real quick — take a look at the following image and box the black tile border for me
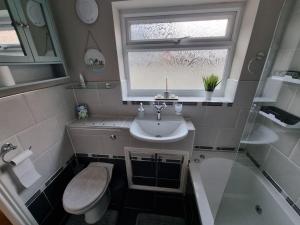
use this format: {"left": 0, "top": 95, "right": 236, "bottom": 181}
{"left": 131, "top": 101, "right": 150, "bottom": 105}
{"left": 76, "top": 153, "right": 88, "bottom": 157}
{"left": 262, "top": 171, "right": 282, "bottom": 193}
{"left": 194, "top": 145, "right": 239, "bottom": 152}
{"left": 25, "top": 190, "right": 42, "bottom": 207}
{"left": 246, "top": 152, "right": 260, "bottom": 168}
{"left": 25, "top": 155, "right": 76, "bottom": 207}
{"left": 45, "top": 167, "right": 64, "bottom": 187}
{"left": 202, "top": 102, "right": 223, "bottom": 106}
{"left": 247, "top": 152, "right": 300, "bottom": 216}
{"left": 91, "top": 154, "right": 110, "bottom": 158}
{"left": 216, "top": 147, "right": 235, "bottom": 151}
{"left": 194, "top": 146, "right": 213, "bottom": 150}
{"left": 182, "top": 102, "right": 197, "bottom": 106}
{"left": 113, "top": 155, "right": 125, "bottom": 159}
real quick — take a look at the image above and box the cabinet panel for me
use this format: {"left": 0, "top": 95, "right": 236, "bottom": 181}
{"left": 15, "top": 0, "right": 61, "bottom": 62}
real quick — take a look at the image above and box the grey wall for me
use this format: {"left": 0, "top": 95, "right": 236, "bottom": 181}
{"left": 0, "top": 85, "right": 75, "bottom": 203}
{"left": 49, "top": 0, "right": 285, "bottom": 151}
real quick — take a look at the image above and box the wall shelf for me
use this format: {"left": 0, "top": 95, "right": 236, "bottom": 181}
{"left": 253, "top": 97, "right": 277, "bottom": 103}
{"left": 259, "top": 106, "right": 300, "bottom": 129}
{"left": 241, "top": 125, "right": 278, "bottom": 145}
{"left": 66, "top": 81, "right": 119, "bottom": 90}
{"left": 271, "top": 75, "right": 300, "bottom": 85}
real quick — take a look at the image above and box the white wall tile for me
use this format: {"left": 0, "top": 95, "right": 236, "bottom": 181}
{"left": 288, "top": 88, "right": 300, "bottom": 117}
{"left": 247, "top": 144, "right": 270, "bottom": 166}
{"left": 0, "top": 95, "right": 35, "bottom": 141}
{"left": 17, "top": 115, "right": 62, "bottom": 161}
{"left": 290, "top": 139, "right": 300, "bottom": 167}
{"left": 215, "top": 128, "right": 243, "bottom": 148}
{"left": 201, "top": 106, "right": 240, "bottom": 128}
{"left": 275, "top": 84, "right": 298, "bottom": 110}
{"left": 270, "top": 128, "right": 300, "bottom": 156}
{"left": 263, "top": 147, "right": 300, "bottom": 201}
{"left": 193, "top": 126, "right": 218, "bottom": 147}
{"left": 0, "top": 85, "right": 75, "bottom": 204}
{"left": 24, "top": 86, "right": 68, "bottom": 123}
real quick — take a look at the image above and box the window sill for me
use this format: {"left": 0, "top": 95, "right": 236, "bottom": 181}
{"left": 124, "top": 96, "right": 233, "bottom": 103}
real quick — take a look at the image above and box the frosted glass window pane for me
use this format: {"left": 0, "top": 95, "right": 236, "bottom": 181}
{"left": 128, "top": 49, "right": 228, "bottom": 90}
{"left": 130, "top": 19, "right": 228, "bottom": 41}
{"left": 0, "top": 30, "right": 21, "bottom": 45}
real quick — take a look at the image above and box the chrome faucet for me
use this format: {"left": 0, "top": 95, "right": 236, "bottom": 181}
{"left": 153, "top": 102, "right": 167, "bottom": 120}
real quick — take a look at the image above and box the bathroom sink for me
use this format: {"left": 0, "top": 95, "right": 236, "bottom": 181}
{"left": 129, "top": 115, "right": 188, "bottom": 143}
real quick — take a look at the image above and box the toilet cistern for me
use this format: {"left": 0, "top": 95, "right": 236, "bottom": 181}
{"left": 153, "top": 102, "right": 167, "bottom": 120}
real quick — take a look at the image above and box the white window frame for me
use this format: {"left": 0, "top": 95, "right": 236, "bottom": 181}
{"left": 114, "top": 2, "right": 244, "bottom": 101}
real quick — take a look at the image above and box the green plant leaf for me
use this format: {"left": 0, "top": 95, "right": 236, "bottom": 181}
{"left": 202, "top": 74, "right": 221, "bottom": 91}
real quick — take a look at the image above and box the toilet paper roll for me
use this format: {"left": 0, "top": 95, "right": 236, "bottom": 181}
{"left": 10, "top": 150, "right": 33, "bottom": 166}
{"left": 10, "top": 150, "right": 41, "bottom": 188}
{"left": 0, "top": 66, "right": 15, "bottom": 87}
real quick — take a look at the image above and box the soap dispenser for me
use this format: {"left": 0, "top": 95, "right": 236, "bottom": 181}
{"left": 138, "top": 102, "right": 145, "bottom": 118}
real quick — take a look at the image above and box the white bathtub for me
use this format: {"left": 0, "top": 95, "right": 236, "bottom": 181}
{"left": 189, "top": 155, "right": 300, "bottom": 225}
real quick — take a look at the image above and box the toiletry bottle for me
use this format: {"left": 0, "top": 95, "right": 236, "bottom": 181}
{"left": 138, "top": 102, "right": 145, "bottom": 118}
{"left": 79, "top": 73, "right": 86, "bottom": 88}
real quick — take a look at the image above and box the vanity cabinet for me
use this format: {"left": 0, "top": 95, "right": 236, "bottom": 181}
{"left": 0, "top": 0, "right": 62, "bottom": 64}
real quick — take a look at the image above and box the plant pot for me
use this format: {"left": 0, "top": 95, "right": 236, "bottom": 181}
{"left": 205, "top": 91, "right": 213, "bottom": 100}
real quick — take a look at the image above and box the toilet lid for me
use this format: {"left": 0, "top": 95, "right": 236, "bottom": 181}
{"left": 63, "top": 165, "right": 108, "bottom": 213}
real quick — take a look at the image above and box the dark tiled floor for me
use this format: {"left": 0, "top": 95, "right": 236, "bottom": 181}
{"left": 116, "top": 189, "right": 186, "bottom": 225}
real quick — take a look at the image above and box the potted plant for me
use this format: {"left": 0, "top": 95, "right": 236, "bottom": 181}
{"left": 202, "top": 74, "right": 221, "bottom": 100}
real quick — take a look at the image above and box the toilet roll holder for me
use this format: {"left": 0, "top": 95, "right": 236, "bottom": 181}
{"left": 1, "top": 143, "right": 17, "bottom": 164}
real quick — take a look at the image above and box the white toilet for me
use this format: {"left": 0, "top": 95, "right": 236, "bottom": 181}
{"left": 62, "top": 162, "right": 114, "bottom": 224}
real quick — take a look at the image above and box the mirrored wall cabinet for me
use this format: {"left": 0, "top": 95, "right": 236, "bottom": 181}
{"left": 0, "top": 0, "right": 68, "bottom": 97}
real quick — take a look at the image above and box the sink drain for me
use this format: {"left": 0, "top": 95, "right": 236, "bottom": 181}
{"left": 255, "top": 205, "right": 262, "bottom": 215}
{"left": 155, "top": 135, "right": 162, "bottom": 138}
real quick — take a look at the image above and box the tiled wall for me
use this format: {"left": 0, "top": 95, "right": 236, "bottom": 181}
{"left": 0, "top": 85, "right": 75, "bottom": 205}
{"left": 246, "top": 0, "right": 300, "bottom": 211}
{"left": 247, "top": 87, "right": 300, "bottom": 210}
{"left": 72, "top": 85, "right": 250, "bottom": 150}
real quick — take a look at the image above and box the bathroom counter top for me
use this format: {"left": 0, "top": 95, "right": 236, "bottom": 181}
{"left": 68, "top": 116, "right": 195, "bottom": 130}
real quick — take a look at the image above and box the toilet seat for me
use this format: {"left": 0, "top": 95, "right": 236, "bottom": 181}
{"left": 63, "top": 163, "right": 110, "bottom": 214}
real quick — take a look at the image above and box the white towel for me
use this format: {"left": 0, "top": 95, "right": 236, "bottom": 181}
{"left": 11, "top": 150, "right": 41, "bottom": 188}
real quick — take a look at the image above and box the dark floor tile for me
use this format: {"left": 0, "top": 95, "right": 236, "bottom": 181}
{"left": 28, "top": 192, "right": 52, "bottom": 224}
{"left": 154, "top": 193, "right": 185, "bottom": 217}
{"left": 117, "top": 208, "right": 140, "bottom": 225}
{"left": 124, "top": 189, "right": 155, "bottom": 210}
{"left": 42, "top": 204, "right": 70, "bottom": 225}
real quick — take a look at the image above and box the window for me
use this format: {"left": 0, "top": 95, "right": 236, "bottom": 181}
{"left": 116, "top": 3, "right": 243, "bottom": 99}
{"left": 0, "top": 9, "right": 23, "bottom": 56}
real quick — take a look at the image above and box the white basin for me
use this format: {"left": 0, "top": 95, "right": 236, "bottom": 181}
{"left": 129, "top": 115, "right": 188, "bottom": 143}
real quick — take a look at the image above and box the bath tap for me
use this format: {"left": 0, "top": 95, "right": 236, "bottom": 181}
{"left": 153, "top": 102, "right": 167, "bottom": 120}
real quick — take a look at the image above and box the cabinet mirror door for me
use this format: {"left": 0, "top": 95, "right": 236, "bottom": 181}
{"left": 18, "top": 0, "right": 60, "bottom": 62}
{"left": 0, "top": 0, "right": 33, "bottom": 62}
